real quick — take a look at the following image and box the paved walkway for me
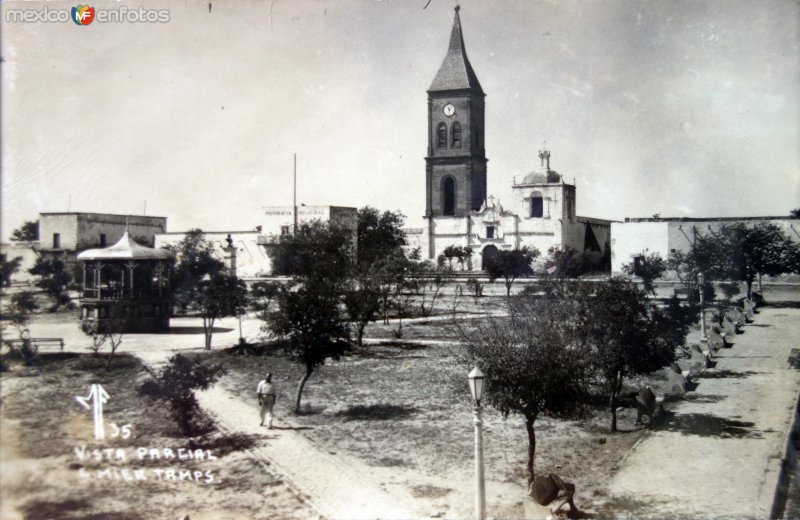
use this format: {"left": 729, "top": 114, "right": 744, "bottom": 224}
{"left": 23, "top": 315, "right": 424, "bottom": 519}
{"left": 610, "top": 306, "right": 800, "bottom": 518}
{"left": 194, "top": 387, "right": 419, "bottom": 520}
{"left": 20, "top": 307, "right": 800, "bottom": 518}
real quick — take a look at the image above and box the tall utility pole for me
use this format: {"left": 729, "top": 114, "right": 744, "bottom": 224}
{"left": 293, "top": 153, "right": 298, "bottom": 235}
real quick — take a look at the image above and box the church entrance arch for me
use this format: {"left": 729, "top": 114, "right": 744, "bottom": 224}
{"left": 481, "top": 245, "right": 499, "bottom": 271}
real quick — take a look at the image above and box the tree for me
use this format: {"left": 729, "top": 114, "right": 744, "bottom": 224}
{"left": 485, "top": 246, "right": 539, "bottom": 296}
{"left": 10, "top": 220, "right": 38, "bottom": 243}
{"left": 545, "top": 246, "right": 604, "bottom": 279}
{"left": 343, "top": 276, "right": 382, "bottom": 348}
{"left": 621, "top": 250, "right": 667, "bottom": 295}
{"left": 267, "top": 283, "right": 351, "bottom": 413}
{"left": 270, "top": 220, "right": 354, "bottom": 283}
{"left": 458, "top": 287, "right": 589, "bottom": 485}
{"left": 84, "top": 326, "right": 126, "bottom": 371}
{"left": 1, "top": 256, "right": 23, "bottom": 287}
{"left": 417, "top": 263, "right": 454, "bottom": 317}
{"left": 5, "top": 291, "right": 38, "bottom": 336}
{"left": 580, "top": 279, "right": 681, "bottom": 432}
{"left": 251, "top": 280, "right": 280, "bottom": 321}
{"left": 699, "top": 223, "right": 797, "bottom": 299}
{"left": 439, "top": 245, "right": 473, "bottom": 271}
{"left": 790, "top": 208, "right": 800, "bottom": 218}
{"left": 168, "top": 229, "right": 225, "bottom": 312}
{"left": 140, "top": 354, "right": 226, "bottom": 436}
{"left": 198, "top": 273, "right": 248, "bottom": 350}
{"left": 357, "top": 207, "right": 406, "bottom": 268}
{"left": 29, "top": 256, "right": 72, "bottom": 310}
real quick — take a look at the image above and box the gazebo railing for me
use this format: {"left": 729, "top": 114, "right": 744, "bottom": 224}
{"left": 82, "top": 287, "right": 162, "bottom": 300}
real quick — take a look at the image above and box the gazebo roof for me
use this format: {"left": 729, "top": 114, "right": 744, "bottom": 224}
{"left": 77, "top": 231, "right": 174, "bottom": 261}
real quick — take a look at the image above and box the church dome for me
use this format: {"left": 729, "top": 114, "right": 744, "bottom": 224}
{"left": 514, "top": 169, "right": 561, "bottom": 186}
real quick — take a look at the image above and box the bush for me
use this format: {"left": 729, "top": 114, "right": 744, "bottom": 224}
{"left": 139, "top": 354, "right": 226, "bottom": 436}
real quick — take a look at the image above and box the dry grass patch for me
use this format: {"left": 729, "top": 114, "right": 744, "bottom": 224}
{"left": 0, "top": 352, "right": 315, "bottom": 520}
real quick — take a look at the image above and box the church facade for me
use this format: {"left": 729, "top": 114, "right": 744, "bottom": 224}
{"left": 420, "top": 7, "right": 612, "bottom": 270}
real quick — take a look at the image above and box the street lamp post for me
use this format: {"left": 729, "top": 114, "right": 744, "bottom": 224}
{"left": 468, "top": 367, "right": 486, "bottom": 520}
{"left": 698, "top": 272, "right": 707, "bottom": 343}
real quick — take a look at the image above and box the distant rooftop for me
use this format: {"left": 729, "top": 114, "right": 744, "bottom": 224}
{"left": 40, "top": 212, "right": 166, "bottom": 219}
{"left": 624, "top": 216, "right": 798, "bottom": 223}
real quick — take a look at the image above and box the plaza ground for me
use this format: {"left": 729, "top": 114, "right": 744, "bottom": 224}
{"left": 1, "top": 281, "right": 799, "bottom": 518}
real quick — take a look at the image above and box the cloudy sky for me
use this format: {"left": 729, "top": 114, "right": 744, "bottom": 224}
{"left": 2, "top": 0, "right": 798, "bottom": 239}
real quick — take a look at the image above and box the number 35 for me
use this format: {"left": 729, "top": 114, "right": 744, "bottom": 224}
{"left": 109, "top": 423, "right": 133, "bottom": 439}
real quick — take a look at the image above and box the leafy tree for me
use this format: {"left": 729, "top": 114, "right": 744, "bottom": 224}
{"left": 458, "top": 286, "right": 589, "bottom": 485}
{"left": 267, "top": 283, "right": 351, "bottom": 413}
{"left": 699, "top": 223, "right": 797, "bottom": 299}
{"left": 344, "top": 276, "right": 382, "bottom": 348}
{"left": 580, "top": 279, "right": 682, "bottom": 432}
{"left": 5, "top": 291, "right": 38, "bottom": 336}
{"left": 198, "top": 274, "right": 248, "bottom": 350}
{"left": 251, "top": 281, "right": 280, "bottom": 320}
{"left": 545, "top": 246, "right": 604, "bottom": 279}
{"left": 365, "top": 249, "right": 412, "bottom": 325}
{"left": 140, "top": 354, "right": 226, "bottom": 436}
{"left": 417, "top": 263, "right": 454, "bottom": 317}
{"left": 270, "top": 220, "right": 354, "bottom": 283}
{"left": 621, "top": 250, "right": 667, "bottom": 295}
{"left": 29, "top": 256, "right": 72, "bottom": 310}
{"left": 168, "top": 229, "right": 225, "bottom": 312}
{"left": 10, "top": 220, "right": 38, "bottom": 242}
{"left": 357, "top": 207, "right": 406, "bottom": 268}
{"left": 439, "top": 245, "right": 473, "bottom": 270}
{"left": 790, "top": 208, "right": 800, "bottom": 218}
{"left": 1, "top": 256, "right": 23, "bottom": 287}
{"left": 485, "top": 246, "right": 539, "bottom": 296}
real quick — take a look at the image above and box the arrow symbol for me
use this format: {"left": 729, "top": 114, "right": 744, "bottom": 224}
{"left": 76, "top": 384, "right": 109, "bottom": 440}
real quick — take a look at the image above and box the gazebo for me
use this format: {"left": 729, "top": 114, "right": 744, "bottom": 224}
{"left": 77, "top": 230, "right": 174, "bottom": 333}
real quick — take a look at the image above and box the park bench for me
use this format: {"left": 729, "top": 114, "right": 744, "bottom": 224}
{"left": 666, "top": 363, "right": 693, "bottom": 394}
{"left": 725, "top": 307, "right": 747, "bottom": 327}
{"left": 740, "top": 297, "right": 757, "bottom": 318}
{"left": 527, "top": 473, "right": 577, "bottom": 517}
{"left": 789, "top": 348, "right": 800, "bottom": 370}
{"left": 721, "top": 316, "right": 739, "bottom": 337}
{"left": 634, "top": 386, "right": 663, "bottom": 424}
{"left": 690, "top": 344, "right": 712, "bottom": 368}
{"left": 4, "top": 337, "right": 65, "bottom": 354}
{"left": 706, "top": 327, "right": 727, "bottom": 350}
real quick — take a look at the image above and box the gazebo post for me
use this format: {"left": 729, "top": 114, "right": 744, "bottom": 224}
{"left": 127, "top": 261, "right": 136, "bottom": 295}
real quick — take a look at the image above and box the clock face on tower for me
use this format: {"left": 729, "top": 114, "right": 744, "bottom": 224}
{"left": 443, "top": 103, "right": 456, "bottom": 117}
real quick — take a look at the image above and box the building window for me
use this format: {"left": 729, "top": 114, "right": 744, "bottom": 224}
{"left": 530, "top": 196, "right": 543, "bottom": 218}
{"left": 280, "top": 226, "right": 291, "bottom": 236}
{"left": 443, "top": 177, "right": 456, "bottom": 216}
{"left": 100, "top": 234, "right": 107, "bottom": 247}
{"left": 437, "top": 123, "right": 447, "bottom": 148}
{"left": 486, "top": 225, "right": 495, "bottom": 239}
{"left": 451, "top": 122, "right": 462, "bottom": 148}
{"left": 53, "top": 233, "right": 61, "bottom": 249}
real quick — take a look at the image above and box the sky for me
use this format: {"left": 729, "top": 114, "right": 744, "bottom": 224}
{"left": 2, "top": 0, "right": 799, "bottom": 240}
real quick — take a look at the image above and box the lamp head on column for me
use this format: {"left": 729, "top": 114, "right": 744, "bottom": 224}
{"left": 468, "top": 366, "right": 485, "bottom": 406}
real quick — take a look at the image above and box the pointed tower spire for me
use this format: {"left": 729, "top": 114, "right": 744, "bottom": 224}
{"left": 428, "top": 5, "right": 483, "bottom": 94}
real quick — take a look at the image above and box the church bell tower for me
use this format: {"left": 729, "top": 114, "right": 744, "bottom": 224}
{"left": 425, "top": 5, "right": 487, "bottom": 218}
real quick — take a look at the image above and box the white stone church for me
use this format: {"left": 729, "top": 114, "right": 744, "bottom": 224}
{"left": 414, "top": 6, "right": 613, "bottom": 270}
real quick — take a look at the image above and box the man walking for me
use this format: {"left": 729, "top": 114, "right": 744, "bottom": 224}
{"left": 257, "top": 373, "right": 276, "bottom": 429}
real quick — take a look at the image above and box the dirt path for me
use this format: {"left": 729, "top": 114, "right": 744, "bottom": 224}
{"left": 609, "top": 306, "right": 800, "bottom": 518}
{"left": 194, "top": 385, "right": 421, "bottom": 520}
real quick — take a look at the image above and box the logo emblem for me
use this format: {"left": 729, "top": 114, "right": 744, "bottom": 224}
{"left": 71, "top": 5, "right": 95, "bottom": 25}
